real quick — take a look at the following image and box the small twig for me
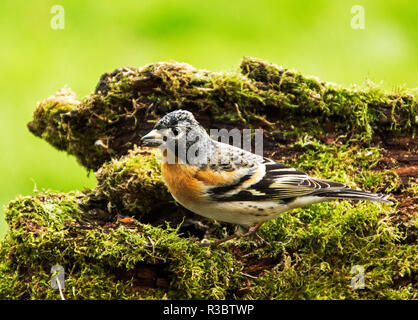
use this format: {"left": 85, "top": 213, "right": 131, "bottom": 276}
{"left": 147, "top": 236, "right": 156, "bottom": 262}
{"left": 55, "top": 276, "right": 65, "bottom": 300}
{"left": 234, "top": 103, "right": 247, "bottom": 123}
{"left": 94, "top": 139, "right": 114, "bottom": 155}
{"left": 250, "top": 113, "right": 274, "bottom": 127}
{"left": 239, "top": 272, "right": 258, "bottom": 279}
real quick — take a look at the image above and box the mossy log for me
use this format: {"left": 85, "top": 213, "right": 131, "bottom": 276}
{"left": 27, "top": 57, "right": 416, "bottom": 171}
{"left": 1, "top": 57, "right": 416, "bottom": 300}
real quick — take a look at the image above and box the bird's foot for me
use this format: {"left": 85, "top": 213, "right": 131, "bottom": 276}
{"left": 246, "top": 231, "right": 270, "bottom": 247}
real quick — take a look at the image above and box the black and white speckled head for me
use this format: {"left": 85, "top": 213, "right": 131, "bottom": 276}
{"left": 154, "top": 110, "right": 200, "bottom": 130}
{"left": 141, "top": 110, "right": 212, "bottom": 165}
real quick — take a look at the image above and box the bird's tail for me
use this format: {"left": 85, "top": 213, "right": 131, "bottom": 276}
{"left": 314, "top": 188, "right": 393, "bottom": 204}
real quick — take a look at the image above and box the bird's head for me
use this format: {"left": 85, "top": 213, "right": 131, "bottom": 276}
{"left": 141, "top": 110, "right": 207, "bottom": 150}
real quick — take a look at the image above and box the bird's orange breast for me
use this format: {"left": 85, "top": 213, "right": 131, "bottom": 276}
{"left": 161, "top": 162, "right": 243, "bottom": 205}
{"left": 161, "top": 163, "right": 204, "bottom": 204}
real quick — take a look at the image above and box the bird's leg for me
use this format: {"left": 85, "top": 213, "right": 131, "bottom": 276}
{"left": 244, "top": 221, "right": 264, "bottom": 236}
{"left": 242, "top": 222, "right": 269, "bottom": 246}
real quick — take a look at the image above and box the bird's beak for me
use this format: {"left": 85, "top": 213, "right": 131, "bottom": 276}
{"left": 141, "top": 129, "right": 164, "bottom": 147}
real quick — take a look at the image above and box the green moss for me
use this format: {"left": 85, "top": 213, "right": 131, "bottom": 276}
{"left": 292, "top": 136, "right": 397, "bottom": 191}
{"left": 241, "top": 57, "right": 417, "bottom": 139}
{"left": 27, "top": 88, "right": 79, "bottom": 151}
{"left": 91, "top": 148, "right": 173, "bottom": 218}
{"left": 0, "top": 191, "right": 245, "bottom": 299}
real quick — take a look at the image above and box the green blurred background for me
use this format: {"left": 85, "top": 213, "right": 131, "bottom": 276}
{"left": 0, "top": 0, "right": 417, "bottom": 237}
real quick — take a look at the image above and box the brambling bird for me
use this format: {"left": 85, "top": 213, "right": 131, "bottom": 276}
{"left": 141, "top": 110, "right": 392, "bottom": 246}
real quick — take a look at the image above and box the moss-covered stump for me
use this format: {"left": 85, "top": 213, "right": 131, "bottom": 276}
{"left": 27, "top": 57, "right": 417, "bottom": 171}
{"left": 1, "top": 57, "right": 416, "bottom": 299}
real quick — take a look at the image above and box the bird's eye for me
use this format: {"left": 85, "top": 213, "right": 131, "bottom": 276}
{"left": 172, "top": 127, "right": 180, "bottom": 136}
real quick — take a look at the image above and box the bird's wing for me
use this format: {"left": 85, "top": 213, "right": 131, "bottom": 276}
{"left": 196, "top": 142, "right": 267, "bottom": 197}
{"left": 258, "top": 159, "right": 391, "bottom": 203}
{"left": 251, "top": 158, "right": 350, "bottom": 200}
{"left": 206, "top": 156, "right": 350, "bottom": 202}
